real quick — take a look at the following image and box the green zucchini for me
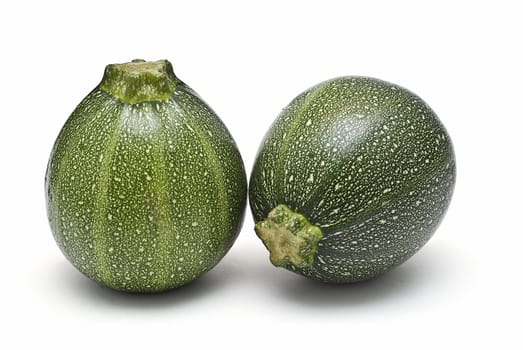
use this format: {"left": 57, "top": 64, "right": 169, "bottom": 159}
{"left": 45, "top": 59, "right": 247, "bottom": 292}
{"left": 249, "top": 77, "right": 455, "bottom": 283}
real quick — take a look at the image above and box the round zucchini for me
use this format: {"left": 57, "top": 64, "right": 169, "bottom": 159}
{"left": 249, "top": 77, "right": 455, "bottom": 283}
{"left": 45, "top": 59, "right": 247, "bottom": 292}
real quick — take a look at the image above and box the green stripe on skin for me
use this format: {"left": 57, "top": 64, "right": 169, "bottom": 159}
{"left": 255, "top": 204, "right": 323, "bottom": 268}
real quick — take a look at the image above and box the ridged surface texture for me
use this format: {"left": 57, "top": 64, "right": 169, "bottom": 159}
{"left": 249, "top": 76, "right": 455, "bottom": 283}
{"left": 46, "top": 78, "right": 247, "bottom": 292}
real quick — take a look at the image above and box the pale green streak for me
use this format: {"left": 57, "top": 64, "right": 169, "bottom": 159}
{"left": 91, "top": 102, "right": 124, "bottom": 287}
{"left": 172, "top": 99, "right": 230, "bottom": 256}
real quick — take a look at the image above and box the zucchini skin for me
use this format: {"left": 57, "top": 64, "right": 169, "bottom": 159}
{"left": 46, "top": 62, "right": 246, "bottom": 292}
{"left": 249, "top": 77, "right": 455, "bottom": 283}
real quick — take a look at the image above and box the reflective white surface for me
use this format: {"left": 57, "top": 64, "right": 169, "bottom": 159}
{"left": 1, "top": 1, "right": 521, "bottom": 349}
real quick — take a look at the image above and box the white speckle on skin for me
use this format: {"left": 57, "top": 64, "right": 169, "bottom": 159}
{"left": 146, "top": 174, "right": 152, "bottom": 181}
{"left": 307, "top": 174, "right": 314, "bottom": 183}
{"left": 192, "top": 222, "right": 198, "bottom": 227}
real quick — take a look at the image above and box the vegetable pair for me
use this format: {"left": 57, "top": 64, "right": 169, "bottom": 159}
{"left": 46, "top": 60, "right": 455, "bottom": 293}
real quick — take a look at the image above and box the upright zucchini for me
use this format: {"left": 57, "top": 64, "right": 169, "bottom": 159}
{"left": 46, "top": 60, "right": 247, "bottom": 292}
{"left": 249, "top": 77, "right": 455, "bottom": 283}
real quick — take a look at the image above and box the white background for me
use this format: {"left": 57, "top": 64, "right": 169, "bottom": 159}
{"left": 1, "top": 1, "right": 521, "bottom": 349}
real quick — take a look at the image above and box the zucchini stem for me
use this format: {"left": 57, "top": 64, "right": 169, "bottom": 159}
{"left": 255, "top": 204, "right": 323, "bottom": 269}
{"left": 100, "top": 59, "right": 178, "bottom": 104}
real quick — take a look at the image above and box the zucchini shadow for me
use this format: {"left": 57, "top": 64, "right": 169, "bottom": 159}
{"left": 271, "top": 240, "right": 458, "bottom": 308}
{"left": 52, "top": 260, "right": 229, "bottom": 310}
